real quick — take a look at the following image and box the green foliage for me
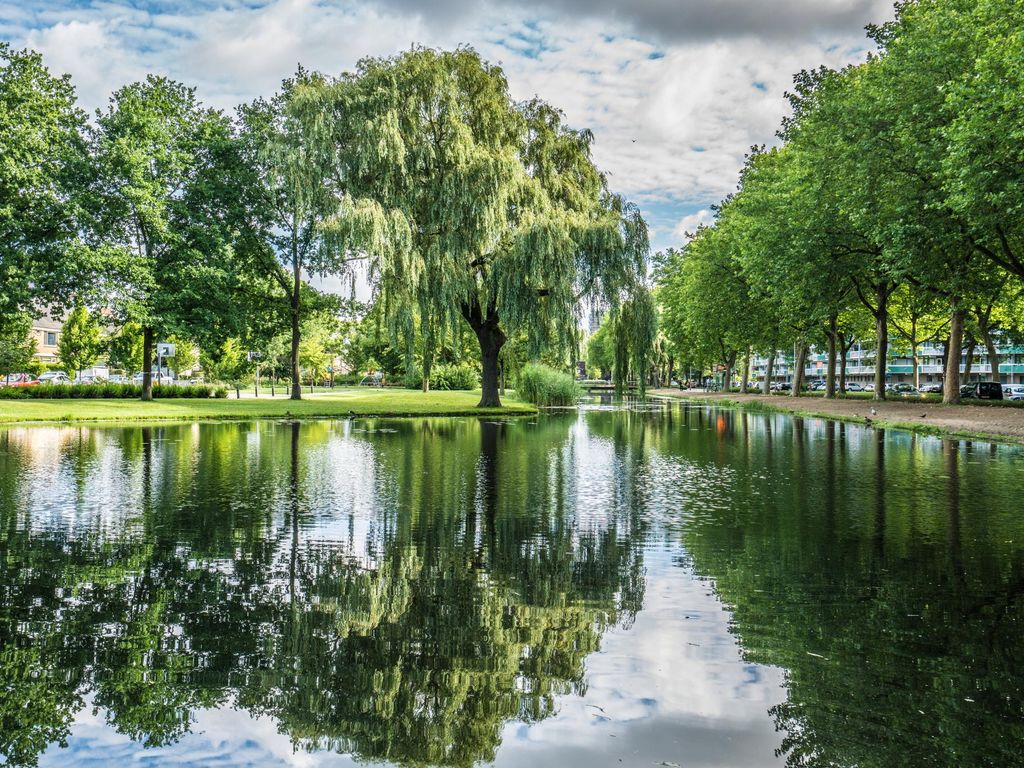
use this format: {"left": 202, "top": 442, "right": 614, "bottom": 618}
{"left": 301, "top": 47, "right": 648, "bottom": 407}
{"left": 200, "top": 338, "right": 246, "bottom": 383}
{"left": 586, "top": 320, "right": 614, "bottom": 379}
{"left": 106, "top": 321, "right": 143, "bottom": 372}
{"left": 0, "top": 44, "right": 89, "bottom": 331}
{"left": 404, "top": 363, "right": 479, "bottom": 391}
{"left": 0, "top": 314, "right": 37, "bottom": 375}
{"left": 57, "top": 305, "right": 103, "bottom": 375}
{"left": 517, "top": 363, "right": 580, "bottom": 406}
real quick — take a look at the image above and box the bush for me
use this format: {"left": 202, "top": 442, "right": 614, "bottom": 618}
{"left": 517, "top": 363, "right": 580, "bottom": 407}
{"left": 0, "top": 383, "right": 222, "bottom": 399}
{"left": 402, "top": 364, "right": 423, "bottom": 389}
{"left": 403, "top": 363, "right": 479, "bottom": 391}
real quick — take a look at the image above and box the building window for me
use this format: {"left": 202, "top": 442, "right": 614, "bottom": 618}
{"left": 46, "top": 332, "right": 57, "bottom": 346}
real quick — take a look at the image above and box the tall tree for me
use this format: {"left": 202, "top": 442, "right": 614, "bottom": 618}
{"left": 0, "top": 45, "right": 89, "bottom": 336}
{"left": 301, "top": 48, "right": 649, "bottom": 407}
{"left": 87, "top": 76, "right": 238, "bottom": 400}
{"left": 235, "top": 71, "right": 358, "bottom": 400}
{"left": 0, "top": 314, "right": 37, "bottom": 381}
{"left": 58, "top": 305, "right": 103, "bottom": 378}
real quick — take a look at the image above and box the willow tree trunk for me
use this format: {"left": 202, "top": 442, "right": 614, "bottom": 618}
{"left": 463, "top": 301, "right": 506, "bottom": 408}
{"left": 873, "top": 284, "right": 889, "bottom": 401}
{"left": 825, "top": 315, "right": 837, "bottom": 399}
{"left": 141, "top": 326, "right": 154, "bottom": 401}
{"left": 943, "top": 308, "right": 965, "bottom": 405}
{"left": 290, "top": 252, "right": 302, "bottom": 401}
{"left": 791, "top": 343, "right": 808, "bottom": 397}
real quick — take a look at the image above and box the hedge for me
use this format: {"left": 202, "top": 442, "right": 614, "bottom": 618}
{"left": 0, "top": 383, "right": 228, "bottom": 399}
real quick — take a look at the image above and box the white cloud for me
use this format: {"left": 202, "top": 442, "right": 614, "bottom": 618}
{"left": 672, "top": 209, "right": 714, "bottom": 241}
{"left": 6, "top": 0, "right": 890, "bottom": 250}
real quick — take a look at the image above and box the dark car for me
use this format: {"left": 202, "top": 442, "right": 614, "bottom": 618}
{"left": 961, "top": 382, "right": 1003, "bottom": 400}
{"left": 922, "top": 383, "right": 943, "bottom": 394}
{"left": 976, "top": 381, "right": 1003, "bottom": 400}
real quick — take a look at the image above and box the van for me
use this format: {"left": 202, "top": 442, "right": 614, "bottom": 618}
{"left": 966, "top": 382, "right": 1003, "bottom": 400}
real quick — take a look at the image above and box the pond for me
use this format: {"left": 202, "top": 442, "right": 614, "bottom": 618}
{"left": 1, "top": 401, "right": 1023, "bottom": 767}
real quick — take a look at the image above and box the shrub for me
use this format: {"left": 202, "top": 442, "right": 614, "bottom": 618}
{"left": 402, "top": 366, "right": 425, "bottom": 390}
{"left": 430, "top": 363, "right": 478, "bottom": 391}
{"left": 403, "top": 363, "right": 478, "bottom": 391}
{"left": 0, "top": 383, "right": 221, "bottom": 399}
{"left": 517, "top": 363, "right": 580, "bottom": 407}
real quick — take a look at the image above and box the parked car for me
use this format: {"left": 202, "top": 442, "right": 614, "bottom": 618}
{"left": 845, "top": 382, "right": 866, "bottom": 392}
{"left": 1, "top": 373, "right": 39, "bottom": 387}
{"left": 1004, "top": 385, "right": 1024, "bottom": 401}
{"left": 961, "top": 382, "right": 1003, "bottom": 400}
{"left": 809, "top": 381, "right": 826, "bottom": 391}
{"left": 106, "top": 374, "right": 127, "bottom": 384}
{"left": 891, "top": 383, "right": 920, "bottom": 397}
{"left": 922, "top": 383, "right": 944, "bottom": 394}
{"left": 37, "top": 371, "right": 72, "bottom": 385}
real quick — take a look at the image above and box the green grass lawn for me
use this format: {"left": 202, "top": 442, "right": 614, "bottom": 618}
{"left": 0, "top": 388, "right": 537, "bottom": 425}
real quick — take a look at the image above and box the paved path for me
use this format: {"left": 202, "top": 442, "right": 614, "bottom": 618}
{"left": 649, "top": 389, "right": 1024, "bottom": 444}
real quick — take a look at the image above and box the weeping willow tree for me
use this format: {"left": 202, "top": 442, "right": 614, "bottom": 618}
{"left": 297, "top": 47, "right": 649, "bottom": 407}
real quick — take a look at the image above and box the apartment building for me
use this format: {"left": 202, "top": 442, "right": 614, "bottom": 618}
{"left": 751, "top": 341, "right": 1024, "bottom": 387}
{"left": 30, "top": 315, "right": 63, "bottom": 364}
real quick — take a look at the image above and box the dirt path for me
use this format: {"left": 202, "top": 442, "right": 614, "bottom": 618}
{"left": 649, "top": 389, "right": 1024, "bottom": 444}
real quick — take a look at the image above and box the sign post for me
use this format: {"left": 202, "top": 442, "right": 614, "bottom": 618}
{"left": 156, "top": 342, "right": 175, "bottom": 386}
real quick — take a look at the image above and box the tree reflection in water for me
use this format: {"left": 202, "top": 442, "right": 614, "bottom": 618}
{"left": 0, "top": 417, "right": 646, "bottom": 767}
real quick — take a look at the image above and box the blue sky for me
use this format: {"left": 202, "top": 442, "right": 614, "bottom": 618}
{"left": 1, "top": 0, "right": 889, "bottom": 251}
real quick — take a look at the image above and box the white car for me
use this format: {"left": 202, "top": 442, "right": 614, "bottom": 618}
{"left": 1003, "top": 385, "right": 1024, "bottom": 401}
{"left": 37, "top": 371, "right": 72, "bottom": 385}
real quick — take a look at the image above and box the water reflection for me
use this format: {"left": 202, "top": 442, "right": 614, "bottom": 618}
{"left": 1, "top": 405, "right": 1023, "bottom": 767}
{"left": 0, "top": 417, "right": 644, "bottom": 767}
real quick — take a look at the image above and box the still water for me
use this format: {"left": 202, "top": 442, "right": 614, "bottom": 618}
{"left": 1, "top": 401, "right": 1022, "bottom": 767}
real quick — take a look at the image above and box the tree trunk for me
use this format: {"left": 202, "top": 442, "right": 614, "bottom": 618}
{"left": 983, "top": 330, "right": 1000, "bottom": 383}
{"left": 141, "top": 326, "right": 154, "bottom": 401}
{"left": 791, "top": 343, "right": 808, "bottom": 397}
{"left": 762, "top": 350, "right": 775, "bottom": 395}
{"left": 422, "top": 356, "right": 432, "bottom": 393}
{"left": 943, "top": 307, "right": 964, "bottom": 404}
{"left": 290, "top": 258, "right": 302, "bottom": 401}
{"left": 839, "top": 340, "right": 848, "bottom": 394}
{"left": 740, "top": 348, "right": 750, "bottom": 394}
{"left": 825, "top": 315, "right": 837, "bottom": 399}
{"left": 462, "top": 301, "right": 506, "bottom": 408}
{"left": 873, "top": 284, "right": 889, "bottom": 401}
{"left": 912, "top": 341, "right": 921, "bottom": 390}
{"left": 421, "top": 326, "right": 433, "bottom": 393}
{"left": 963, "top": 336, "right": 977, "bottom": 383}
{"left": 667, "top": 354, "right": 675, "bottom": 388}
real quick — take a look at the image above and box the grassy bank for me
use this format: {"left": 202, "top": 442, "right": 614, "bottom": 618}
{"left": 650, "top": 389, "right": 1024, "bottom": 445}
{"left": 0, "top": 388, "right": 537, "bottom": 425}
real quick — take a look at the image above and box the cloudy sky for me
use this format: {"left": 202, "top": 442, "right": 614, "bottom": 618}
{"left": 1, "top": 0, "right": 891, "bottom": 251}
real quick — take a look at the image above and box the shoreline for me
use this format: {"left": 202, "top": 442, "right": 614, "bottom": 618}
{"left": 649, "top": 389, "right": 1024, "bottom": 445}
{"left": 0, "top": 389, "right": 537, "bottom": 426}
